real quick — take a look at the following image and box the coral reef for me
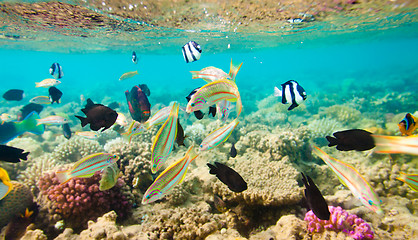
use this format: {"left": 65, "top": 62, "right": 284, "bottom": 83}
{"left": 50, "top": 137, "right": 104, "bottom": 163}
{"left": 0, "top": 181, "right": 34, "bottom": 228}
{"left": 306, "top": 118, "right": 344, "bottom": 140}
{"left": 319, "top": 104, "right": 361, "bottom": 124}
{"left": 305, "top": 206, "right": 374, "bottom": 240}
{"left": 36, "top": 171, "right": 134, "bottom": 233}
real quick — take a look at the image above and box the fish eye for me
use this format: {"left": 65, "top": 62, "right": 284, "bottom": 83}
{"left": 368, "top": 200, "right": 373, "bottom": 205}
{"left": 191, "top": 103, "right": 195, "bottom": 107}
{"left": 146, "top": 195, "right": 150, "bottom": 199}
{"left": 153, "top": 164, "right": 157, "bottom": 168}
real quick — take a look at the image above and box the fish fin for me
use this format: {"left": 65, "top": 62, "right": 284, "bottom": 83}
{"left": 75, "top": 115, "right": 88, "bottom": 127}
{"left": 326, "top": 136, "right": 338, "bottom": 147}
{"left": 287, "top": 102, "right": 299, "bottom": 111}
{"left": 20, "top": 152, "right": 30, "bottom": 161}
{"left": 207, "top": 163, "right": 218, "bottom": 175}
{"left": 15, "top": 111, "right": 45, "bottom": 135}
{"left": 190, "top": 71, "right": 200, "bottom": 79}
{"left": 86, "top": 98, "right": 94, "bottom": 108}
{"left": 235, "top": 97, "right": 243, "bottom": 117}
{"left": 396, "top": 172, "right": 418, "bottom": 192}
{"left": 56, "top": 171, "right": 71, "bottom": 184}
{"left": 229, "top": 59, "right": 243, "bottom": 82}
{"left": 0, "top": 180, "right": 13, "bottom": 200}
{"left": 273, "top": 86, "right": 282, "bottom": 97}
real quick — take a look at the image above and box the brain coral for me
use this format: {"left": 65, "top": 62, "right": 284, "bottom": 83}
{"left": 211, "top": 150, "right": 302, "bottom": 206}
{"left": 0, "top": 181, "right": 34, "bottom": 227}
{"left": 51, "top": 137, "right": 104, "bottom": 163}
{"left": 36, "top": 171, "right": 134, "bottom": 233}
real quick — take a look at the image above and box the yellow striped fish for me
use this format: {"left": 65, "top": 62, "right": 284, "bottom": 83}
{"left": 313, "top": 146, "right": 383, "bottom": 214}
{"left": 199, "top": 118, "right": 239, "bottom": 151}
{"left": 121, "top": 121, "right": 145, "bottom": 143}
{"left": 142, "top": 145, "right": 198, "bottom": 204}
{"left": 56, "top": 153, "right": 120, "bottom": 184}
{"left": 186, "top": 79, "right": 242, "bottom": 118}
{"left": 119, "top": 70, "right": 138, "bottom": 81}
{"left": 144, "top": 106, "right": 171, "bottom": 130}
{"left": 396, "top": 172, "right": 418, "bottom": 192}
{"left": 372, "top": 134, "right": 418, "bottom": 155}
{"left": 36, "top": 116, "right": 69, "bottom": 126}
{"left": 151, "top": 102, "right": 179, "bottom": 173}
{"left": 30, "top": 96, "right": 51, "bottom": 105}
{"left": 0, "top": 167, "right": 13, "bottom": 200}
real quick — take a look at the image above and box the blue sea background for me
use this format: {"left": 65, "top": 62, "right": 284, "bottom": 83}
{"left": 0, "top": 25, "right": 417, "bottom": 117}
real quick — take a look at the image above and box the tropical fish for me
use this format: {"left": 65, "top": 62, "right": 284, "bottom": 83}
{"left": 132, "top": 51, "right": 138, "bottom": 64}
{"left": 0, "top": 167, "right": 13, "bottom": 200}
{"left": 142, "top": 145, "right": 198, "bottom": 204}
{"left": 372, "top": 134, "right": 418, "bottom": 155}
{"left": 150, "top": 102, "right": 179, "bottom": 173}
{"left": 0, "top": 145, "right": 29, "bottom": 163}
{"left": 186, "top": 87, "right": 205, "bottom": 120}
{"left": 230, "top": 142, "right": 237, "bottom": 158}
{"left": 0, "top": 111, "right": 45, "bottom": 144}
{"left": 208, "top": 105, "right": 216, "bottom": 117}
{"left": 326, "top": 129, "right": 375, "bottom": 151}
{"left": 35, "top": 78, "right": 61, "bottom": 88}
{"left": 144, "top": 106, "right": 171, "bottom": 129}
{"left": 301, "top": 173, "right": 330, "bottom": 220}
{"left": 186, "top": 79, "right": 243, "bottom": 117}
{"left": 228, "top": 59, "right": 243, "bottom": 82}
{"left": 119, "top": 70, "right": 138, "bottom": 81}
{"left": 138, "top": 84, "right": 151, "bottom": 96}
{"left": 191, "top": 67, "right": 231, "bottom": 82}
{"left": 49, "top": 62, "right": 64, "bottom": 79}
{"left": 48, "top": 86, "right": 63, "bottom": 104}
{"left": 182, "top": 41, "right": 202, "bottom": 63}
{"left": 76, "top": 98, "right": 118, "bottom": 132}
{"left": 115, "top": 112, "right": 128, "bottom": 127}
{"left": 18, "top": 103, "right": 43, "bottom": 121}
{"left": 199, "top": 119, "right": 239, "bottom": 151}
{"left": 36, "top": 115, "right": 69, "bottom": 126}
{"left": 213, "top": 194, "right": 227, "bottom": 213}
{"left": 274, "top": 80, "right": 307, "bottom": 111}
{"left": 56, "top": 153, "right": 120, "bottom": 184}
{"left": 396, "top": 172, "right": 418, "bottom": 192}
{"left": 125, "top": 85, "right": 151, "bottom": 123}
{"left": 75, "top": 131, "right": 99, "bottom": 140}
{"left": 207, "top": 162, "right": 247, "bottom": 193}
{"left": 29, "top": 96, "right": 51, "bottom": 105}
{"left": 99, "top": 163, "right": 120, "bottom": 191}
{"left": 1, "top": 113, "right": 13, "bottom": 124}
{"left": 176, "top": 119, "right": 186, "bottom": 147}
{"left": 2, "top": 89, "right": 24, "bottom": 101}
{"left": 121, "top": 121, "right": 145, "bottom": 142}
{"left": 398, "top": 113, "right": 417, "bottom": 136}
{"left": 217, "top": 99, "right": 233, "bottom": 122}
{"left": 62, "top": 123, "right": 72, "bottom": 139}
{"left": 312, "top": 146, "right": 383, "bottom": 214}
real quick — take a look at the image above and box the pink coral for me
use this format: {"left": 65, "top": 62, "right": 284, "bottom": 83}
{"left": 305, "top": 206, "right": 374, "bottom": 240}
{"left": 37, "top": 171, "right": 133, "bottom": 230}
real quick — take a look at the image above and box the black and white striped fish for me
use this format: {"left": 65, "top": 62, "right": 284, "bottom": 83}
{"left": 49, "top": 62, "right": 64, "bottom": 79}
{"left": 182, "top": 41, "right": 202, "bottom": 63}
{"left": 274, "top": 80, "right": 307, "bottom": 111}
{"left": 132, "top": 51, "right": 138, "bottom": 64}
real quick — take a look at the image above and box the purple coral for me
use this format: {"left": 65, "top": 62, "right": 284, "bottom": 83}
{"left": 305, "top": 206, "right": 374, "bottom": 240}
{"left": 38, "top": 171, "right": 133, "bottom": 230}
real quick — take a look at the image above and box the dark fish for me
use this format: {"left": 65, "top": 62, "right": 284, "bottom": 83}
{"left": 5, "top": 204, "right": 38, "bottom": 240}
{"left": 326, "top": 129, "right": 375, "bottom": 151}
{"left": 49, "top": 62, "right": 63, "bottom": 79}
{"left": 48, "top": 86, "right": 62, "bottom": 104}
{"left": 138, "top": 84, "right": 151, "bottom": 96}
{"left": 209, "top": 105, "right": 216, "bottom": 117}
{"left": 186, "top": 87, "right": 205, "bottom": 120}
{"left": 18, "top": 103, "right": 43, "bottom": 121}
{"left": 108, "top": 102, "right": 121, "bottom": 109}
{"left": 207, "top": 162, "right": 247, "bottom": 193}
{"left": 182, "top": 41, "right": 202, "bottom": 63}
{"left": 176, "top": 119, "right": 186, "bottom": 147}
{"left": 230, "top": 142, "right": 237, "bottom": 158}
{"left": 274, "top": 80, "right": 307, "bottom": 111}
{"left": 0, "top": 145, "right": 29, "bottom": 163}
{"left": 0, "top": 112, "right": 44, "bottom": 144}
{"left": 75, "top": 98, "right": 118, "bottom": 132}
{"left": 125, "top": 85, "right": 151, "bottom": 123}
{"left": 301, "top": 173, "right": 330, "bottom": 220}
{"left": 62, "top": 123, "right": 72, "bottom": 139}
{"left": 213, "top": 194, "right": 227, "bottom": 213}
{"left": 132, "top": 51, "right": 138, "bottom": 64}
{"left": 2, "top": 89, "right": 24, "bottom": 101}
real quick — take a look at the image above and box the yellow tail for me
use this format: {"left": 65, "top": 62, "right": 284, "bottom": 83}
{"left": 229, "top": 59, "right": 243, "bottom": 82}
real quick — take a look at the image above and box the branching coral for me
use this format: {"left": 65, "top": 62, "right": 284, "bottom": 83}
{"left": 36, "top": 171, "right": 134, "bottom": 233}
{"left": 50, "top": 137, "right": 103, "bottom": 163}
{"left": 307, "top": 118, "right": 344, "bottom": 140}
{"left": 319, "top": 104, "right": 361, "bottom": 124}
{"left": 305, "top": 206, "right": 374, "bottom": 240}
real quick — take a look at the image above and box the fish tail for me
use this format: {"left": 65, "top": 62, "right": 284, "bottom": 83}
{"left": 35, "top": 82, "right": 40, "bottom": 87}
{"left": 75, "top": 115, "right": 88, "bottom": 127}
{"left": 273, "top": 86, "right": 282, "bottom": 97}
{"left": 185, "top": 145, "right": 199, "bottom": 162}
{"left": 396, "top": 172, "right": 418, "bottom": 192}
{"left": 190, "top": 71, "right": 201, "bottom": 79}
{"left": 207, "top": 163, "right": 218, "bottom": 175}
{"left": 15, "top": 111, "right": 45, "bottom": 135}
{"left": 229, "top": 59, "right": 243, "bottom": 82}
{"left": 56, "top": 171, "right": 71, "bottom": 184}
{"left": 326, "top": 136, "right": 338, "bottom": 147}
